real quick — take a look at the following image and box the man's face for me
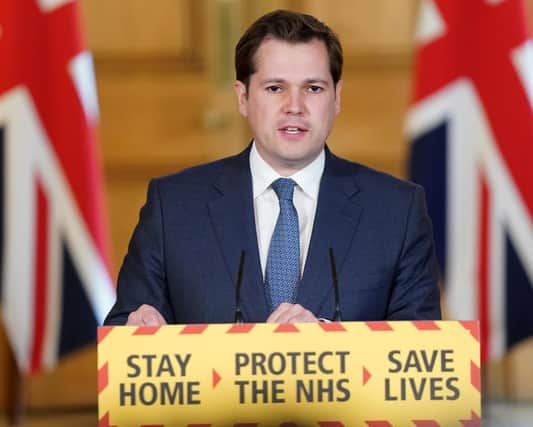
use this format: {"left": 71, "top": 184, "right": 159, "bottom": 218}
{"left": 234, "top": 37, "right": 342, "bottom": 176}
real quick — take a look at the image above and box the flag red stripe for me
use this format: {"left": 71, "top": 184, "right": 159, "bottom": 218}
{"left": 31, "top": 179, "right": 49, "bottom": 374}
{"left": 478, "top": 176, "right": 490, "bottom": 363}
{"left": 40, "top": 3, "right": 111, "bottom": 269}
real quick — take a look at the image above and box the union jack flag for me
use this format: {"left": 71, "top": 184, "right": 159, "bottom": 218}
{"left": 407, "top": 0, "right": 533, "bottom": 362}
{"left": 0, "top": 0, "right": 115, "bottom": 374}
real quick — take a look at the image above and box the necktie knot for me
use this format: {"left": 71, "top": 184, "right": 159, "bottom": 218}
{"left": 271, "top": 178, "right": 296, "bottom": 201}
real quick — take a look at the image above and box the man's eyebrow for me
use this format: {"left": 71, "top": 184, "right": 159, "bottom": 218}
{"left": 303, "top": 78, "right": 330, "bottom": 86}
{"left": 259, "top": 78, "right": 286, "bottom": 85}
{"left": 258, "top": 78, "right": 331, "bottom": 86}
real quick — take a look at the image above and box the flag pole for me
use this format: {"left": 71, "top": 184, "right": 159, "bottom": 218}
{"left": 6, "top": 345, "right": 25, "bottom": 427}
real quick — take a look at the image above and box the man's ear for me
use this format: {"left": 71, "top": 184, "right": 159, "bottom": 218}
{"left": 234, "top": 80, "right": 248, "bottom": 117}
{"left": 334, "top": 79, "right": 343, "bottom": 115}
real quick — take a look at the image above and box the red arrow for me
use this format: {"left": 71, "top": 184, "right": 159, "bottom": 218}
{"left": 363, "top": 366, "right": 372, "bottom": 386}
{"left": 213, "top": 368, "right": 221, "bottom": 389}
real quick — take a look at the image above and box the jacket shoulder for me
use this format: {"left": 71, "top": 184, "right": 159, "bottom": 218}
{"left": 329, "top": 152, "right": 422, "bottom": 197}
{"left": 149, "top": 149, "right": 247, "bottom": 193}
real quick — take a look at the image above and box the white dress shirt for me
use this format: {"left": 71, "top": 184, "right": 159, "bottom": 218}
{"left": 250, "top": 142, "right": 325, "bottom": 280}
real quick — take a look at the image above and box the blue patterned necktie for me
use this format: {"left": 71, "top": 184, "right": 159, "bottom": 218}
{"left": 266, "top": 178, "right": 300, "bottom": 310}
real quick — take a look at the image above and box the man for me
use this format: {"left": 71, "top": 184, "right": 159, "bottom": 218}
{"left": 105, "top": 10, "right": 441, "bottom": 326}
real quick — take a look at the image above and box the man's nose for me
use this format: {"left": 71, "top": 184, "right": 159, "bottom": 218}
{"left": 283, "top": 89, "right": 304, "bottom": 115}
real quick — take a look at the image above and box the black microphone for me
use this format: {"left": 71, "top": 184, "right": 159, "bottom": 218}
{"left": 328, "top": 248, "right": 342, "bottom": 322}
{"left": 234, "top": 250, "right": 246, "bottom": 323}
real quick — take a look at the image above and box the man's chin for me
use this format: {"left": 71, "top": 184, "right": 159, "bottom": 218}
{"left": 278, "top": 152, "right": 320, "bottom": 171}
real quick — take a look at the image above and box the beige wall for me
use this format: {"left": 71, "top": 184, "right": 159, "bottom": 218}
{"left": 2, "top": 0, "right": 533, "bottom": 411}
{"left": 82, "top": 0, "right": 197, "bottom": 59}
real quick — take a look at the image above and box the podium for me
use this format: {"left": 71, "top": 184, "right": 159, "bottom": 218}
{"left": 98, "top": 321, "right": 481, "bottom": 426}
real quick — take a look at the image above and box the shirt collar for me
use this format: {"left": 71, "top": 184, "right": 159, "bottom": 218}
{"left": 249, "top": 141, "right": 325, "bottom": 199}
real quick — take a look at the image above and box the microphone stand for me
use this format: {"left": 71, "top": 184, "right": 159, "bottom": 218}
{"left": 329, "top": 248, "right": 342, "bottom": 322}
{"left": 234, "top": 250, "right": 246, "bottom": 323}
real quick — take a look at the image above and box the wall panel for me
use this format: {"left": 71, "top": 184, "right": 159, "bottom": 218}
{"left": 81, "top": 0, "right": 197, "bottom": 60}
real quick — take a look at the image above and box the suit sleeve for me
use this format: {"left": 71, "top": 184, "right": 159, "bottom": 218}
{"left": 104, "top": 179, "right": 175, "bottom": 325}
{"left": 387, "top": 185, "right": 442, "bottom": 320}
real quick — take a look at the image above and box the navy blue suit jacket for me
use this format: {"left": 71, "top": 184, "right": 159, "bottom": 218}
{"left": 105, "top": 146, "right": 441, "bottom": 325}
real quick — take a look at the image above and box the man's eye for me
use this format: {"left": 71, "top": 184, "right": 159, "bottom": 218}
{"left": 266, "top": 85, "right": 282, "bottom": 93}
{"left": 308, "top": 85, "right": 324, "bottom": 93}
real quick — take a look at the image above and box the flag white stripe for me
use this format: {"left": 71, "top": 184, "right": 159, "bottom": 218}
{"left": 37, "top": 0, "right": 74, "bottom": 13}
{"left": 43, "top": 200, "right": 61, "bottom": 370}
{"left": 480, "top": 116, "right": 533, "bottom": 288}
{"left": 415, "top": 0, "right": 446, "bottom": 45}
{"left": 0, "top": 86, "right": 114, "bottom": 373}
{"left": 407, "top": 81, "right": 486, "bottom": 320}
{"left": 511, "top": 41, "right": 533, "bottom": 112}
{"left": 36, "top": 108, "right": 115, "bottom": 326}
{"left": 446, "top": 81, "right": 482, "bottom": 321}
{"left": 69, "top": 52, "right": 100, "bottom": 124}
{"left": 488, "top": 190, "right": 506, "bottom": 360}
{"left": 0, "top": 88, "right": 40, "bottom": 372}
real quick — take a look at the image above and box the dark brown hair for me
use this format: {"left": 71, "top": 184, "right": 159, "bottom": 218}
{"left": 235, "top": 10, "right": 343, "bottom": 88}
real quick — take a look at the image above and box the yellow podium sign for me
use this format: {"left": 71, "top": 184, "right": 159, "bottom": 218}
{"left": 98, "top": 321, "right": 480, "bottom": 427}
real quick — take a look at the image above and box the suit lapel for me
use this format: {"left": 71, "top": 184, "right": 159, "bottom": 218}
{"left": 207, "top": 148, "right": 269, "bottom": 321}
{"left": 296, "top": 150, "right": 363, "bottom": 316}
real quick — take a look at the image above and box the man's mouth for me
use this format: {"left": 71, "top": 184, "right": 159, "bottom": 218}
{"left": 280, "top": 126, "right": 307, "bottom": 134}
